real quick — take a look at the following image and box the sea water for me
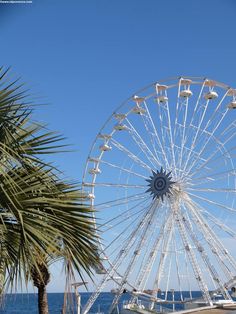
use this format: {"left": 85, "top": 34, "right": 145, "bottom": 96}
{"left": 0, "top": 291, "right": 234, "bottom": 314}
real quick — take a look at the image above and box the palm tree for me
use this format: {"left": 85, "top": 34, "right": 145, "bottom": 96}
{"left": 2, "top": 166, "right": 99, "bottom": 313}
{"left": 0, "top": 68, "right": 100, "bottom": 313}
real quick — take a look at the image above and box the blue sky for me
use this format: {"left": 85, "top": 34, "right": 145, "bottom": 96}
{"left": 1, "top": 0, "right": 236, "bottom": 293}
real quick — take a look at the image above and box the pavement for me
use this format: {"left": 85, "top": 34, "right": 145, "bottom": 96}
{"left": 194, "top": 309, "right": 236, "bottom": 314}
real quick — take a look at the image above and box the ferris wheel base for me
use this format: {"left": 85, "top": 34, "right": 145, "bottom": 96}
{"left": 121, "top": 301, "right": 236, "bottom": 314}
{"left": 121, "top": 306, "right": 215, "bottom": 314}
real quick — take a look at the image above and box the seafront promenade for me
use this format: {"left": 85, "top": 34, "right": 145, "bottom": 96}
{"left": 167, "top": 304, "right": 236, "bottom": 314}
{"left": 196, "top": 310, "right": 236, "bottom": 314}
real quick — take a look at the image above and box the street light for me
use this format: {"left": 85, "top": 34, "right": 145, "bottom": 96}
{"left": 71, "top": 282, "right": 88, "bottom": 314}
{"left": 170, "top": 289, "right": 175, "bottom": 312}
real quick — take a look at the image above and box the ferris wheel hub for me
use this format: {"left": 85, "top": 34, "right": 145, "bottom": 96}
{"left": 146, "top": 167, "right": 175, "bottom": 201}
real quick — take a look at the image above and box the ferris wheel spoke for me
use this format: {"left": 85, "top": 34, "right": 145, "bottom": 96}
{"left": 187, "top": 187, "right": 236, "bottom": 194}
{"left": 221, "top": 119, "right": 236, "bottom": 136}
{"left": 180, "top": 80, "right": 206, "bottom": 173}
{"left": 181, "top": 99, "right": 209, "bottom": 177}
{"left": 103, "top": 204, "right": 150, "bottom": 254}
{"left": 164, "top": 98, "right": 178, "bottom": 178}
{"left": 190, "top": 144, "right": 236, "bottom": 179}
{"left": 82, "top": 200, "right": 159, "bottom": 314}
{"left": 183, "top": 197, "right": 236, "bottom": 279}
{"left": 141, "top": 101, "right": 171, "bottom": 170}
{"left": 157, "top": 101, "right": 169, "bottom": 152}
{"left": 125, "top": 118, "right": 162, "bottom": 168}
{"left": 173, "top": 143, "right": 207, "bottom": 179}
{"left": 173, "top": 226, "right": 184, "bottom": 301}
{"left": 173, "top": 79, "right": 181, "bottom": 141}
{"left": 187, "top": 192, "right": 236, "bottom": 212}
{"left": 133, "top": 211, "right": 166, "bottom": 296}
{"left": 185, "top": 197, "right": 236, "bottom": 264}
{"left": 174, "top": 80, "right": 197, "bottom": 174}
{"left": 101, "top": 198, "right": 150, "bottom": 233}
{"left": 99, "top": 196, "right": 150, "bottom": 227}
{"left": 135, "top": 208, "right": 172, "bottom": 292}
{"left": 98, "top": 159, "right": 148, "bottom": 179}
{"left": 199, "top": 91, "right": 228, "bottom": 137}
{"left": 184, "top": 105, "right": 229, "bottom": 178}
{"left": 174, "top": 207, "right": 213, "bottom": 305}
{"left": 186, "top": 135, "right": 230, "bottom": 179}
{"left": 96, "top": 192, "right": 148, "bottom": 210}
{"left": 192, "top": 168, "right": 236, "bottom": 183}
{"left": 202, "top": 210, "right": 236, "bottom": 240}
{"left": 184, "top": 249, "right": 193, "bottom": 300}
{"left": 198, "top": 119, "right": 236, "bottom": 156}
{"left": 110, "top": 138, "right": 152, "bottom": 171}
{"left": 152, "top": 211, "right": 174, "bottom": 296}
{"left": 164, "top": 246, "right": 173, "bottom": 301}
{"left": 176, "top": 85, "right": 191, "bottom": 174}
{"left": 109, "top": 200, "right": 161, "bottom": 313}
{"left": 90, "top": 182, "right": 146, "bottom": 188}
{"left": 103, "top": 200, "right": 154, "bottom": 256}
{"left": 180, "top": 208, "right": 231, "bottom": 299}
{"left": 155, "top": 95, "right": 178, "bottom": 176}
{"left": 139, "top": 113, "right": 163, "bottom": 166}
{"left": 182, "top": 87, "right": 228, "bottom": 176}
{"left": 172, "top": 80, "right": 184, "bottom": 178}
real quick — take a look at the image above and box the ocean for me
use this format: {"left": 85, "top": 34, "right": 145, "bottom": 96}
{"left": 0, "top": 292, "right": 234, "bottom": 314}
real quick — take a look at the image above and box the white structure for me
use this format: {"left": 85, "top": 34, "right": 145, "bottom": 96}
{"left": 82, "top": 77, "right": 236, "bottom": 314}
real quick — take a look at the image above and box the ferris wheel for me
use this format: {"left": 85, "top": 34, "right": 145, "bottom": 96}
{"left": 82, "top": 77, "right": 236, "bottom": 314}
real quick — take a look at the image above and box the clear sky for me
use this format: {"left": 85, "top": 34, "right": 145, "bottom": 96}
{"left": 1, "top": 0, "right": 236, "bottom": 293}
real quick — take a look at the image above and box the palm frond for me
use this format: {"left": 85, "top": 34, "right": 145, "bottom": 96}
{"left": 0, "top": 68, "right": 100, "bottom": 297}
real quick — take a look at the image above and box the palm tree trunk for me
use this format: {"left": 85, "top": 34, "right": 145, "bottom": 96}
{"left": 38, "top": 284, "right": 49, "bottom": 314}
{"left": 31, "top": 260, "right": 50, "bottom": 314}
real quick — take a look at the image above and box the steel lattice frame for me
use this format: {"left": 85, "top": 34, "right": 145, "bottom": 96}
{"left": 81, "top": 77, "right": 236, "bottom": 314}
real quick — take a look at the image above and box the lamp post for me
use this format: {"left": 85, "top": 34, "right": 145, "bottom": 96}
{"left": 170, "top": 289, "right": 175, "bottom": 312}
{"left": 71, "top": 282, "right": 88, "bottom": 314}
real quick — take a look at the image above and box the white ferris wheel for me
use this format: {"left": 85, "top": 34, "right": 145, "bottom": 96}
{"left": 82, "top": 77, "right": 236, "bottom": 314}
